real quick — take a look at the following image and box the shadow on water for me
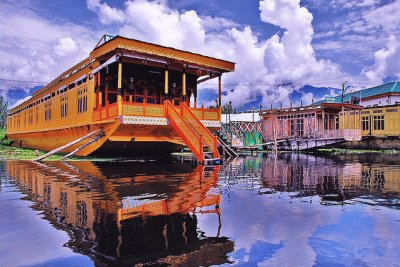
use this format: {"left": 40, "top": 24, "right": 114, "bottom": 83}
{"left": 1, "top": 153, "right": 400, "bottom": 266}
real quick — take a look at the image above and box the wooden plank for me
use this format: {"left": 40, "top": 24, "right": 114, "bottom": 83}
{"left": 34, "top": 129, "right": 103, "bottom": 161}
{"left": 62, "top": 132, "right": 105, "bottom": 160}
{"left": 217, "top": 136, "right": 238, "bottom": 157}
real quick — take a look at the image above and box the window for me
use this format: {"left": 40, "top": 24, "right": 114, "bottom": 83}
{"left": 290, "top": 119, "right": 295, "bottom": 136}
{"left": 362, "top": 116, "right": 369, "bottom": 131}
{"left": 60, "top": 95, "right": 68, "bottom": 118}
{"left": 297, "top": 119, "right": 304, "bottom": 136}
{"left": 77, "top": 88, "right": 88, "bottom": 114}
{"left": 279, "top": 119, "right": 284, "bottom": 136}
{"left": 373, "top": 115, "right": 384, "bottom": 130}
{"left": 335, "top": 116, "right": 339, "bottom": 129}
{"left": 45, "top": 102, "right": 52, "bottom": 121}
{"left": 28, "top": 109, "right": 33, "bottom": 125}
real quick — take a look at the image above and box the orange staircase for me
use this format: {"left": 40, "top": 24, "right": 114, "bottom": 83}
{"left": 164, "top": 101, "right": 220, "bottom": 163}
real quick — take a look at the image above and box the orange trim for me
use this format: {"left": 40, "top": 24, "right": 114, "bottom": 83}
{"left": 182, "top": 103, "right": 220, "bottom": 158}
{"left": 165, "top": 100, "right": 204, "bottom": 161}
{"left": 90, "top": 36, "right": 235, "bottom": 72}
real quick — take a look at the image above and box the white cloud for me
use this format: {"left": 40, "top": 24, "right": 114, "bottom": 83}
{"left": 0, "top": 1, "right": 99, "bottom": 102}
{"left": 86, "top": 0, "right": 347, "bottom": 108}
{"left": 363, "top": 35, "right": 400, "bottom": 83}
{"left": 363, "top": 0, "right": 400, "bottom": 32}
{"left": 86, "top": 0, "right": 124, "bottom": 24}
{"left": 330, "top": 0, "right": 378, "bottom": 9}
{"left": 8, "top": 0, "right": 395, "bottom": 109}
{"left": 54, "top": 37, "right": 79, "bottom": 56}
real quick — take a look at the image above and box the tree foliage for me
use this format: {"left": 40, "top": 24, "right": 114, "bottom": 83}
{"left": 221, "top": 102, "right": 236, "bottom": 114}
{"left": 0, "top": 96, "right": 7, "bottom": 129}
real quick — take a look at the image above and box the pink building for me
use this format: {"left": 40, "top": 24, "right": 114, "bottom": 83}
{"left": 261, "top": 102, "right": 362, "bottom": 142}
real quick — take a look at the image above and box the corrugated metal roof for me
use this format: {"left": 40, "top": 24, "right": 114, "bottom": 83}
{"left": 313, "top": 81, "right": 399, "bottom": 105}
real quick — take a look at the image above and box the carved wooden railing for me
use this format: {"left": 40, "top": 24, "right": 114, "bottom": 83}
{"left": 165, "top": 101, "right": 204, "bottom": 161}
{"left": 190, "top": 107, "right": 220, "bottom": 121}
{"left": 93, "top": 102, "right": 118, "bottom": 121}
{"left": 122, "top": 102, "right": 165, "bottom": 117}
{"left": 181, "top": 103, "right": 220, "bottom": 158}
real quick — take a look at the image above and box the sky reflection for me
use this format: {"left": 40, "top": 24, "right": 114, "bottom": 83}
{"left": 1, "top": 154, "right": 400, "bottom": 266}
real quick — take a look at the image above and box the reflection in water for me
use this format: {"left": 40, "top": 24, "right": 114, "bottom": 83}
{"left": 1, "top": 154, "right": 400, "bottom": 266}
{"left": 261, "top": 153, "right": 400, "bottom": 203}
{"left": 5, "top": 161, "right": 233, "bottom": 266}
{"left": 216, "top": 154, "right": 400, "bottom": 266}
{"left": 220, "top": 154, "right": 400, "bottom": 203}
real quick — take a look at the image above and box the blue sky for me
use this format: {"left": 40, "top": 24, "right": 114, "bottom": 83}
{"left": 1, "top": 0, "right": 400, "bottom": 109}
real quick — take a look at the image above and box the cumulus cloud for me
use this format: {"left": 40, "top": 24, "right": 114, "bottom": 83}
{"left": 86, "top": 0, "right": 347, "bottom": 108}
{"left": 54, "top": 37, "right": 79, "bottom": 56}
{"left": 330, "top": 0, "right": 378, "bottom": 9}
{"left": 87, "top": 0, "right": 124, "bottom": 24}
{"left": 354, "top": 1, "right": 400, "bottom": 83}
{"left": 0, "top": 1, "right": 98, "bottom": 103}
{"left": 363, "top": 35, "right": 400, "bottom": 83}
{"left": 7, "top": 0, "right": 398, "bottom": 110}
{"left": 306, "top": 0, "right": 400, "bottom": 87}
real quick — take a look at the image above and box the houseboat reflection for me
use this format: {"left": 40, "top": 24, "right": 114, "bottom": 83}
{"left": 219, "top": 154, "right": 400, "bottom": 202}
{"left": 261, "top": 154, "right": 400, "bottom": 201}
{"left": 6, "top": 161, "right": 233, "bottom": 266}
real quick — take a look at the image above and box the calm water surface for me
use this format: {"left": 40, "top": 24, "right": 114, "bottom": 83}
{"left": 0, "top": 154, "right": 399, "bottom": 266}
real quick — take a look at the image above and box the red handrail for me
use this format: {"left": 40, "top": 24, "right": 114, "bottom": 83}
{"left": 165, "top": 101, "right": 204, "bottom": 162}
{"left": 181, "top": 103, "right": 220, "bottom": 158}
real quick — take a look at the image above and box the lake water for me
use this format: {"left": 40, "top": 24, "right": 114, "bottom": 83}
{"left": 0, "top": 153, "right": 399, "bottom": 266}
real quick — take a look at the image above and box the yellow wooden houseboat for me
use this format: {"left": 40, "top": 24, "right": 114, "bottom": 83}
{"left": 339, "top": 104, "right": 400, "bottom": 137}
{"left": 6, "top": 35, "right": 235, "bottom": 161}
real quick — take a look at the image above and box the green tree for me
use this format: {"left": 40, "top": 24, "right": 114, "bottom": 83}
{"left": 0, "top": 95, "right": 7, "bottom": 129}
{"left": 221, "top": 101, "right": 235, "bottom": 114}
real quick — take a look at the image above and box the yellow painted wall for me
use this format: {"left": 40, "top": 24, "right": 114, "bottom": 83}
{"left": 339, "top": 106, "right": 400, "bottom": 137}
{"left": 7, "top": 74, "right": 94, "bottom": 134}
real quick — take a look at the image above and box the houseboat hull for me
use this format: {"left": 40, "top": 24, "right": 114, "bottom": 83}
{"left": 7, "top": 117, "right": 220, "bottom": 157}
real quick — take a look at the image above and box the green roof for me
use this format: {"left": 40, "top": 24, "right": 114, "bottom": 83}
{"left": 313, "top": 81, "right": 400, "bottom": 105}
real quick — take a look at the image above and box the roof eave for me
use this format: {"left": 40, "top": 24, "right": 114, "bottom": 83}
{"left": 90, "top": 35, "right": 235, "bottom": 73}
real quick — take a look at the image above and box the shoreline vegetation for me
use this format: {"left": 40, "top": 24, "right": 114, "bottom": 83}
{"left": 1, "top": 129, "right": 399, "bottom": 160}
{"left": 0, "top": 128, "right": 89, "bottom": 161}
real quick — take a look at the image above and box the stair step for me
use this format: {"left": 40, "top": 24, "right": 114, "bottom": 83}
{"left": 204, "top": 158, "right": 221, "bottom": 165}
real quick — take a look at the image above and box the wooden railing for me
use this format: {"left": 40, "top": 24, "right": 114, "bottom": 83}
{"left": 189, "top": 107, "right": 220, "bottom": 121}
{"left": 268, "top": 128, "right": 362, "bottom": 142}
{"left": 165, "top": 101, "right": 204, "bottom": 161}
{"left": 314, "top": 129, "right": 361, "bottom": 141}
{"left": 122, "top": 102, "right": 165, "bottom": 117}
{"left": 93, "top": 103, "right": 119, "bottom": 121}
{"left": 314, "top": 129, "right": 344, "bottom": 139}
{"left": 182, "top": 103, "right": 220, "bottom": 158}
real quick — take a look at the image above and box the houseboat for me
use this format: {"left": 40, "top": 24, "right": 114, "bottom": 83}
{"left": 6, "top": 35, "right": 235, "bottom": 161}
{"left": 260, "top": 102, "right": 362, "bottom": 150}
{"left": 260, "top": 81, "right": 400, "bottom": 150}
